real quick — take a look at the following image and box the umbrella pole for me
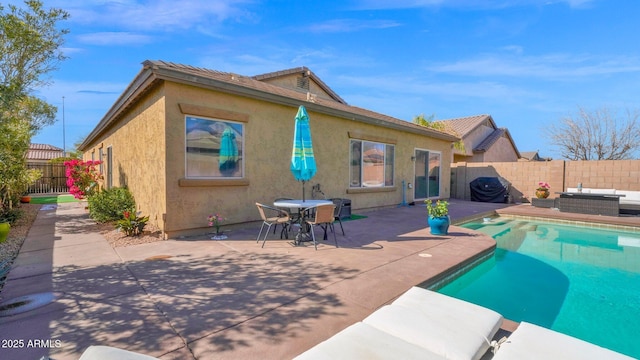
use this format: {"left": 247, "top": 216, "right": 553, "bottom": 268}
{"left": 302, "top": 181, "right": 306, "bottom": 201}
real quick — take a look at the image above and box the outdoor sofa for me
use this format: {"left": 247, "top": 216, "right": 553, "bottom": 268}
{"left": 294, "top": 286, "right": 633, "bottom": 360}
{"left": 566, "top": 187, "right": 640, "bottom": 214}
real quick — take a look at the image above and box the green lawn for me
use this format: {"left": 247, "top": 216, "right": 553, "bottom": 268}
{"left": 29, "top": 194, "right": 79, "bottom": 204}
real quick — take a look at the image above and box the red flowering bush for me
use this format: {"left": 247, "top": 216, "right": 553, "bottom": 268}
{"left": 116, "top": 210, "right": 149, "bottom": 236}
{"left": 64, "top": 159, "right": 103, "bottom": 199}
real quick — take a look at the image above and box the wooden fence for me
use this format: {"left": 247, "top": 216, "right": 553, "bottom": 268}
{"left": 26, "top": 163, "right": 69, "bottom": 194}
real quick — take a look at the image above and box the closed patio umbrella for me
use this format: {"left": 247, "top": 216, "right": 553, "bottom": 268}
{"left": 219, "top": 126, "right": 238, "bottom": 176}
{"left": 290, "top": 105, "right": 316, "bottom": 201}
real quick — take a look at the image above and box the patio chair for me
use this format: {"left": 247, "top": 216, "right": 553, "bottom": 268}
{"left": 273, "top": 197, "right": 294, "bottom": 234}
{"left": 255, "top": 203, "right": 291, "bottom": 248}
{"left": 304, "top": 203, "right": 337, "bottom": 250}
{"left": 329, "top": 198, "right": 345, "bottom": 236}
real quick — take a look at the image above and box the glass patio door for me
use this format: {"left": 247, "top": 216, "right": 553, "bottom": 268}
{"left": 414, "top": 149, "right": 441, "bottom": 199}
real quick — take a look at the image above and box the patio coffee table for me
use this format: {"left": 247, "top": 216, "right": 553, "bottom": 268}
{"left": 556, "top": 192, "right": 624, "bottom": 217}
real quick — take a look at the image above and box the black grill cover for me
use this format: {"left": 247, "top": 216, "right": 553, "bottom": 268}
{"left": 470, "top": 177, "right": 509, "bottom": 203}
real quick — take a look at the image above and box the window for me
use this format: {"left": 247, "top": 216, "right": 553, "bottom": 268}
{"left": 185, "top": 116, "right": 244, "bottom": 178}
{"left": 106, "top": 146, "right": 113, "bottom": 189}
{"left": 350, "top": 140, "right": 394, "bottom": 187}
{"left": 98, "top": 148, "right": 103, "bottom": 173}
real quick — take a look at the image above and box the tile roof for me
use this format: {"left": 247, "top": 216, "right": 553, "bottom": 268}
{"left": 81, "top": 60, "right": 460, "bottom": 149}
{"left": 27, "top": 144, "right": 64, "bottom": 160}
{"left": 474, "top": 128, "right": 506, "bottom": 152}
{"left": 436, "top": 114, "right": 494, "bottom": 137}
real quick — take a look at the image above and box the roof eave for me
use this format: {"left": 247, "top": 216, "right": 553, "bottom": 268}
{"left": 81, "top": 62, "right": 460, "bottom": 149}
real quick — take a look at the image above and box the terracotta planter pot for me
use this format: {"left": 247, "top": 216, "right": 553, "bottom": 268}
{"left": 20, "top": 196, "right": 31, "bottom": 203}
{"left": 535, "top": 189, "right": 550, "bottom": 199}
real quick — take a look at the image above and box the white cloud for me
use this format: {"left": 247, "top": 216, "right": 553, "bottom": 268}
{"left": 352, "top": 0, "right": 596, "bottom": 10}
{"left": 76, "top": 32, "right": 154, "bottom": 46}
{"left": 426, "top": 53, "right": 640, "bottom": 79}
{"left": 62, "top": 0, "right": 256, "bottom": 32}
{"left": 305, "top": 19, "right": 401, "bottom": 33}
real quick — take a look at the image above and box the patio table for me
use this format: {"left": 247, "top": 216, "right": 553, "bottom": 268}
{"left": 274, "top": 199, "right": 332, "bottom": 244}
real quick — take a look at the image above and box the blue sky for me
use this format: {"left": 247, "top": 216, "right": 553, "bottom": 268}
{"left": 24, "top": 0, "right": 640, "bottom": 159}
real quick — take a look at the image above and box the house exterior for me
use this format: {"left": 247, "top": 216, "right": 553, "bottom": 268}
{"left": 27, "top": 143, "right": 65, "bottom": 163}
{"left": 519, "top": 150, "right": 550, "bottom": 162}
{"left": 79, "top": 60, "right": 459, "bottom": 238}
{"left": 26, "top": 144, "right": 68, "bottom": 194}
{"left": 437, "top": 115, "right": 520, "bottom": 163}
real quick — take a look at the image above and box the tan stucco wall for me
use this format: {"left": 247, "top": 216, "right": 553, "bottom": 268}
{"left": 83, "top": 85, "right": 167, "bottom": 231}
{"left": 259, "top": 75, "right": 335, "bottom": 102}
{"left": 83, "top": 80, "right": 453, "bottom": 238}
{"left": 161, "top": 82, "right": 452, "bottom": 237}
{"left": 477, "top": 136, "right": 519, "bottom": 162}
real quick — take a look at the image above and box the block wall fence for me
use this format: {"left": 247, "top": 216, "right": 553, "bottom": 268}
{"left": 451, "top": 160, "right": 640, "bottom": 202}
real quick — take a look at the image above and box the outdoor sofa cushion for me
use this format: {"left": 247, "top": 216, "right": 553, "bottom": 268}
{"left": 391, "top": 286, "right": 503, "bottom": 345}
{"left": 492, "top": 322, "right": 634, "bottom": 360}
{"left": 294, "top": 322, "right": 446, "bottom": 360}
{"left": 79, "top": 345, "right": 159, "bottom": 360}
{"left": 615, "top": 190, "right": 640, "bottom": 205}
{"left": 362, "top": 287, "right": 503, "bottom": 360}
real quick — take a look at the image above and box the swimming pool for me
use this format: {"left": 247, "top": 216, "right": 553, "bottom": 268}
{"left": 435, "top": 216, "right": 640, "bottom": 358}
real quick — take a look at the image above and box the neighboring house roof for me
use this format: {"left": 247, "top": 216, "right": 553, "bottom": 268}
{"left": 27, "top": 143, "right": 64, "bottom": 161}
{"left": 80, "top": 60, "right": 459, "bottom": 150}
{"left": 437, "top": 114, "right": 521, "bottom": 159}
{"left": 520, "top": 150, "right": 551, "bottom": 161}
{"left": 473, "top": 127, "right": 521, "bottom": 158}
{"left": 520, "top": 151, "right": 539, "bottom": 160}
{"left": 252, "top": 66, "right": 347, "bottom": 105}
{"left": 437, "top": 114, "right": 495, "bottom": 138}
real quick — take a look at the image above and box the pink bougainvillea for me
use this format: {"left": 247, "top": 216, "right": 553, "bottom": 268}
{"left": 64, "top": 159, "right": 103, "bottom": 199}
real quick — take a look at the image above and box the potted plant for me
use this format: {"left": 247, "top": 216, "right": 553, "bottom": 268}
{"left": 535, "top": 182, "right": 550, "bottom": 199}
{"left": 208, "top": 213, "right": 227, "bottom": 239}
{"left": 425, "top": 199, "right": 450, "bottom": 235}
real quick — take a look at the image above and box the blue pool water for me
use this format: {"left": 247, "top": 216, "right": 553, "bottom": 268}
{"left": 438, "top": 217, "right": 640, "bottom": 358}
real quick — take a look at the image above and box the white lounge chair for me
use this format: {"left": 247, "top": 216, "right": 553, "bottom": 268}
{"left": 295, "top": 286, "right": 503, "bottom": 360}
{"left": 363, "top": 288, "right": 503, "bottom": 360}
{"left": 295, "top": 286, "right": 633, "bottom": 360}
{"left": 492, "top": 322, "right": 635, "bottom": 360}
{"left": 79, "top": 345, "right": 158, "bottom": 359}
{"left": 294, "top": 322, "right": 445, "bottom": 360}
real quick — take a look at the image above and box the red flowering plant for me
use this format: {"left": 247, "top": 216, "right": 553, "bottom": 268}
{"left": 116, "top": 210, "right": 149, "bottom": 236}
{"left": 64, "top": 159, "right": 103, "bottom": 199}
{"left": 537, "top": 182, "right": 550, "bottom": 191}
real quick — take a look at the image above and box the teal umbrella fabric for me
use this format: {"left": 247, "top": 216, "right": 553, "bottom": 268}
{"left": 290, "top": 105, "right": 316, "bottom": 200}
{"left": 219, "top": 126, "right": 238, "bottom": 175}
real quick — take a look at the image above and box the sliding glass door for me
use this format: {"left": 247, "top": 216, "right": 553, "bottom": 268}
{"left": 414, "top": 149, "right": 441, "bottom": 199}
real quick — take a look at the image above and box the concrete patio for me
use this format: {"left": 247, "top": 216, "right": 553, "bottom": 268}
{"left": 1, "top": 199, "right": 637, "bottom": 359}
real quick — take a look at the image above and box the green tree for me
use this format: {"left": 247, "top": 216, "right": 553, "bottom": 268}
{"left": 412, "top": 113, "right": 444, "bottom": 131}
{"left": 413, "top": 113, "right": 465, "bottom": 152}
{"left": 0, "top": 0, "right": 69, "bottom": 215}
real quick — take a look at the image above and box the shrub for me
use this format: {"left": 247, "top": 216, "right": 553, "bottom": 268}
{"left": 116, "top": 210, "right": 149, "bottom": 236}
{"left": 87, "top": 187, "right": 136, "bottom": 223}
{"left": 0, "top": 207, "right": 23, "bottom": 225}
